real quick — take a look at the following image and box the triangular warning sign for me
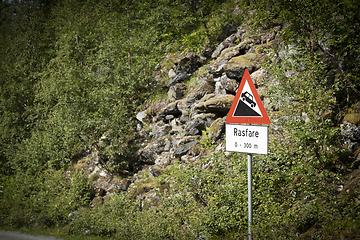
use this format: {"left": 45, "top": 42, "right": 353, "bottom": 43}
{"left": 226, "top": 69, "right": 271, "bottom": 124}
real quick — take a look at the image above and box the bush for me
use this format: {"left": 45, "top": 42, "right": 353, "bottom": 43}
{"left": 0, "top": 170, "right": 90, "bottom": 228}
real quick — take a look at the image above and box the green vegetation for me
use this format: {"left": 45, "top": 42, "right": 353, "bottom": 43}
{"left": 196, "top": 127, "right": 216, "bottom": 148}
{"left": 252, "top": 0, "right": 360, "bottom": 105}
{"left": 1, "top": 0, "right": 360, "bottom": 239}
{"left": 0, "top": 0, "right": 238, "bottom": 175}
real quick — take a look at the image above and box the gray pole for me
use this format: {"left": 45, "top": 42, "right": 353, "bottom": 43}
{"left": 248, "top": 153, "right": 253, "bottom": 240}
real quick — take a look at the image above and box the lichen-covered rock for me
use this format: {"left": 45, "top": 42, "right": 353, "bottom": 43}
{"left": 150, "top": 122, "right": 172, "bottom": 140}
{"left": 175, "top": 52, "right": 203, "bottom": 74}
{"left": 224, "top": 53, "right": 258, "bottom": 79}
{"left": 136, "top": 141, "right": 168, "bottom": 164}
{"left": 185, "top": 117, "right": 206, "bottom": 136}
{"left": 142, "top": 99, "right": 168, "bottom": 123}
{"left": 208, "top": 59, "right": 228, "bottom": 75}
{"left": 218, "top": 46, "right": 241, "bottom": 61}
{"left": 168, "top": 68, "right": 176, "bottom": 78}
{"left": 194, "top": 94, "right": 234, "bottom": 114}
{"left": 225, "top": 67, "right": 246, "bottom": 80}
{"left": 159, "top": 101, "right": 180, "bottom": 116}
{"left": 219, "top": 74, "right": 239, "bottom": 93}
{"left": 136, "top": 110, "right": 149, "bottom": 124}
{"left": 180, "top": 154, "right": 197, "bottom": 164}
{"left": 209, "top": 38, "right": 251, "bottom": 75}
{"left": 193, "top": 113, "right": 217, "bottom": 127}
{"left": 174, "top": 140, "right": 198, "bottom": 159}
{"left": 215, "top": 81, "right": 226, "bottom": 95}
{"left": 143, "top": 192, "right": 162, "bottom": 208}
{"left": 91, "top": 175, "right": 131, "bottom": 199}
{"left": 154, "top": 152, "right": 172, "bottom": 167}
{"left": 187, "top": 81, "right": 215, "bottom": 100}
{"left": 166, "top": 72, "right": 192, "bottom": 86}
{"left": 176, "top": 99, "right": 188, "bottom": 113}
{"left": 251, "top": 68, "right": 267, "bottom": 85}
{"left": 168, "top": 83, "right": 187, "bottom": 101}
{"left": 119, "top": 178, "right": 131, "bottom": 191}
{"left": 148, "top": 165, "right": 163, "bottom": 179}
{"left": 211, "top": 33, "right": 237, "bottom": 59}
{"left": 208, "top": 116, "right": 226, "bottom": 143}
{"left": 343, "top": 113, "right": 360, "bottom": 125}
{"left": 129, "top": 181, "right": 157, "bottom": 200}
{"left": 95, "top": 177, "right": 131, "bottom": 193}
{"left": 185, "top": 98, "right": 196, "bottom": 108}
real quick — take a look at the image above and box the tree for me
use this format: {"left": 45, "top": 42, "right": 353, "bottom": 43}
{"left": 252, "top": 0, "right": 360, "bottom": 103}
{"left": 0, "top": 0, "right": 55, "bottom": 174}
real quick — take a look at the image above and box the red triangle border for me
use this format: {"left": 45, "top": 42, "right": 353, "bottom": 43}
{"left": 226, "top": 69, "right": 271, "bottom": 124}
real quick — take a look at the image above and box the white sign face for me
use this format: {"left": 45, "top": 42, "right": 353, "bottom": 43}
{"left": 226, "top": 124, "right": 268, "bottom": 154}
{"left": 237, "top": 80, "right": 263, "bottom": 117}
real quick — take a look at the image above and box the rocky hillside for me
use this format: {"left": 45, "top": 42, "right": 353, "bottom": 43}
{"left": 2, "top": 1, "right": 360, "bottom": 238}
{"left": 73, "top": 22, "right": 360, "bottom": 211}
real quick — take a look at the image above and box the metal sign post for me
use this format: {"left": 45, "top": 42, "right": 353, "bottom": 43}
{"left": 248, "top": 153, "right": 253, "bottom": 240}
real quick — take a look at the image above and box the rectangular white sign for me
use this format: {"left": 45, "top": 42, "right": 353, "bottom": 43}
{"left": 226, "top": 124, "right": 268, "bottom": 154}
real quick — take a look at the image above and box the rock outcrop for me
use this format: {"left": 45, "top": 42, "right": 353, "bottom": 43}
{"left": 68, "top": 24, "right": 281, "bottom": 204}
{"left": 71, "top": 22, "right": 359, "bottom": 207}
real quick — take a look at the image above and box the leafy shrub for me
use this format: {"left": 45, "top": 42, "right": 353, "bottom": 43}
{"left": 0, "top": 170, "right": 90, "bottom": 228}
{"left": 196, "top": 127, "right": 215, "bottom": 148}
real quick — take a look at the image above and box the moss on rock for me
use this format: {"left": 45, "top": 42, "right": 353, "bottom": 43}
{"left": 343, "top": 113, "right": 360, "bottom": 125}
{"left": 224, "top": 53, "right": 258, "bottom": 71}
{"left": 208, "top": 117, "right": 226, "bottom": 143}
{"left": 195, "top": 94, "right": 234, "bottom": 113}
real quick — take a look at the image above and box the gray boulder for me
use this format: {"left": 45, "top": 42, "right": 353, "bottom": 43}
{"left": 168, "top": 83, "right": 186, "bottom": 101}
{"left": 167, "top": 73, "right": 192, "bottom": 86}
{"left": 208, "top": 59, "right": 228, "bottom": 75}
{"left": 158, "top": 101, "right": 181, "bottom": 117}
{"left": 211, "top": 32, "right": 238, "bottom": 58}
{"left": 185, "top": 117, "right": 206, "bottom": 136}
{"left": 174, "top": 141, "right": 198, "bottom": 159}
{"left": 150, "top": 123, "right": 172, "bottom": 140}
{"left": 187, "top": 81, "right": 215, "bottom": 100}
{"left": 224, "top": 53, "right": 258, "bottom": 79}
{"left": 137, "top": 142, "right": 167, "bottom": 165}
{"left": 215, "top": 81, "right": 226, "bottom": 95}
{"left": 194, "top": 94, "right": 235, "bottom": 114}
{"left": 208, "top": 117, "right": 226, "bottom": 143}
{"left": 215, "top": 74, "right": 239, "bottom": 94}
